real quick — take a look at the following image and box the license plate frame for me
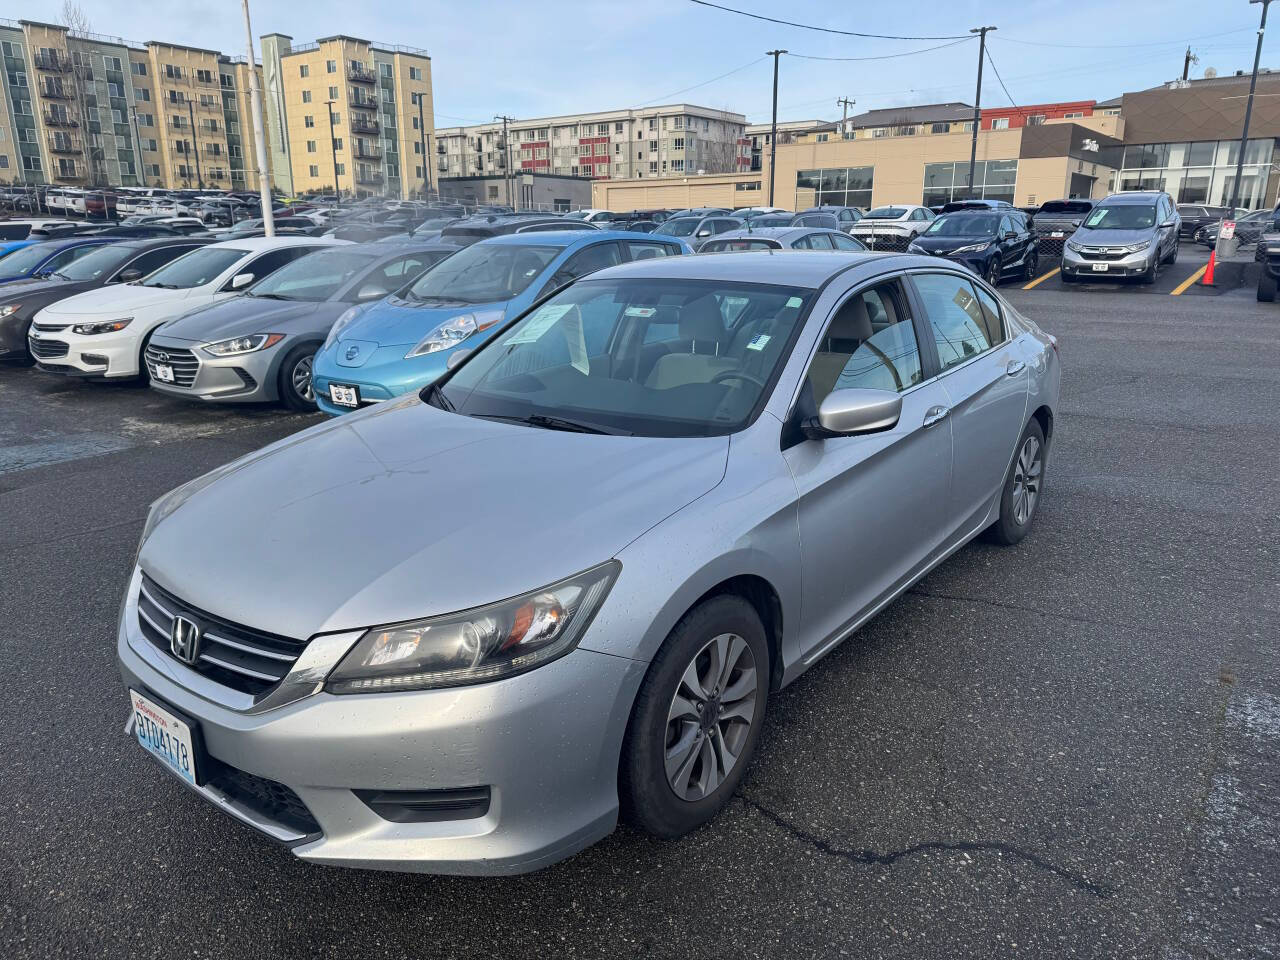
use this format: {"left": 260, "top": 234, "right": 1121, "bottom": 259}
{"left": 328, "top": 383, "right": 359, "bottom": 408}
{"left": 1091, "top": 263, "right": 1109, "bottom": 272}
{"left": 130, "top": 688, "right": 205, "bottom": 786}
{"left": 1050, "top": 231, "right": 1064, "bottom": 238}
{"left": 154, "top": 363, "right": 175, "bottom": 383}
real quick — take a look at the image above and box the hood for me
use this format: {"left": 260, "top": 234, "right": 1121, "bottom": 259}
{"left": 156, "top": 296, "right": 346, "bottom": 343}
{"left": 140, "top": 398, "right": 729, "bottom": 638}
{"left": 0, "top": 275, "right": 87, "bottom": 302}
{"left": 343, "top": 297, "right": 507, "bottom": 348}
{"left": 39, "top": 282, "right": 196, "bottom": 318}
{"left": 911, "top": 235, "right": 993, "bottom": 253}
{"left": 1071, "top": 227, "right": 1155, "bottom": 247}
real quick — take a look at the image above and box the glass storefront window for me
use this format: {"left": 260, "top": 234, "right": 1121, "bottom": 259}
{"left": 794, "top": 166, "right": 873, "bottom": 209}
{"left": 1116, "top": 138, "right": 1275, "bottom": 209}
{"left": 920, "top": 159, "right": 1016, "bottom": 206}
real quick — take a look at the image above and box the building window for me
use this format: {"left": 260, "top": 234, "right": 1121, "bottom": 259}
{"left": 300, "top": 64, "right": 309, "bottom": 77}
{"left": 615, "top": 121, "right": 623, "bottom": 134}
{"left": 306, "top": 140, "right": 317, "bottom": 153}
{"left": 131, "top": 61, "right": 147, "bottom": 76}
{"left": 302, "top": 90, "right": 312, "bottom": 103}
{"left": 332, "top": 137, "right": 343, "bottom": 151}
{"left": 328, "top": 86, "right": 338, "bottom": 100}
{"left": 409, "top": 66, "right": 423, "bottom": 80}
{"left": 335, "top": 162, "right": 345, "bottom": 174}
{"left": 922, "top": 159, "right": 1018, "bottom": 207}
{"left": 649, "top": 160, "right": 658, "bottom": 173}
{"left": 1064, "top": 111, "right": 1085, "bottom": 119}
{"left": 1116, "top": 138, "right": 1273, "bottom": 207}
{"left": 196, "top": 69, "right": 213, "bottom": 84}
{"left": 304, "top": 115, "right": 315, "bottom": 128}
{"left": 671, "top": 159, "right": 683, "bottom": 172}
{"left": 931, "top": 122, "right": 951, "bottom": 134}
{"left": 1027, "top": 115, "right": 1046, "bottom": 126}
{"left": 137, "top": 88, "right": 151, "bottom": 102}
{"left": 795, "top": 166, "right": 875, "bottom": 208}
{"left": 871, "top": 127, "right": 888, "bottom": 138}
{"left": 326, "top": 60, "right": 336, "bottom": 73}
{"left": 380, "top": 63, "right": 393, "bottom": 78}
{"left": 991, "top": 117, "right": 1010, "bottom": 130}
{"left": 735, "top": 181, "right": 761, "bottom": 192}
{"left": 165, "top": 64, "right": 183, "bottom": 80}
{"left": 816, "top": 133, "right": 829, "bottom": 142}
{"left": 309, "top": 164, "right": 319, "bottom": 176}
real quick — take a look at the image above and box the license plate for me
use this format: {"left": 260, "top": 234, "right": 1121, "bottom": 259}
{"left": 329, "top": 383, "right": 359, "bottom": 407}
{"left": 154, "top": 363, "right": 175, "bottom": 383}
{"left": 130, "top": 689, "right": 197, "bottom": 785}
{"left": 1051, "top": 231, "right": 1064, "bottom": 238}
{"left": 1091, "top": 263, "right": 1109, "bottom": 272}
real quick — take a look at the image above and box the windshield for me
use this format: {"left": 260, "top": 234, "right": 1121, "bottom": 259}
{"left": 0, "top": 243, "right": 57, "bottom": 275}
{"left": 865, "top": 207, "right": 907, "bottom": 219}
{"left": 562, "top": 211, "right": 590, "bottom": 220}
{"left": 437, "top": 277, "right": 815, "bottom": 437}
{"left": 248, "top": 249, "right": 375, "bottom": 301}
{"left": 662, "top": 217, "right": 701, "bottom": 237}
{"left": 405, "top": 242, "right": 559, "bottom": 304}
{"left": 1083, "top": 205, "right": 1157, "bottom": 230}
{"left": 53, "top": 244, "right": 137, "bottom": 281}
{"left": 1039, "top": 201, "right": 1093, "bottom": 215}
{"left": 411, "top": 218, "right": 457, "bottom": 234}
{"left": 925, "top": 214, "right": 999, "bottom": 237}
{"left": 141, "top": 247, "right": 246, "bottom": 288}
{"left": 751, "top": 215, "right": 792, "bottom": 227}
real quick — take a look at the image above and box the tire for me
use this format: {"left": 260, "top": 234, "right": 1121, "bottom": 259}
{"left": 1258, "top": 270, "right": 1277, "bottom": 303}
{"left": 278, "top": 343, "right": 319, "bottom": 411}
{"left": 986, "top": 256, "right": 1002, "bottom": 287}
{"left": 1023, "top": 250, "right": 1039, "bottom": 281}
{"left": 1060, "top": 269, "right": 1076, "bottom": 284}
{"left": 1162, "top": 237, "right": 1179, "bottom": 265}
{"left": 620, "top": 594, "right": 771, "bottom": 838}
{"left": 136, "top": 330, "right": 155, "bottom": 383}
{"left": 986, "top": 418, "right": 1047, "bottom": 546}
{"left": 1142, "top": 254, "right": 1160, "bottom": 285}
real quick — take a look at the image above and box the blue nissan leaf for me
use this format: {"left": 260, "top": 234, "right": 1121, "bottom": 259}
{"left": 312, "top": 230, "right": 691, "bottom": 415}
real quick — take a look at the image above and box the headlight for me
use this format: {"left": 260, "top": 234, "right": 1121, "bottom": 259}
{"left": 202, "top": 333, "right": 284, "bottom": 357}
{"left": 950, "top": 242, "right": 991, "bottom": 255}
{"left": 326, "top": 561, "right": 620, "bottom": 694}
{"left": 0, "top": 304, "right": 20, "bottom": 318}
{"left": 1123, "top": 241, "right": 1151, "bottom": 253}
{"left": 1066, "top": 240, "right": 1084, "bottom": 253}
{"left": 906, "top": 242, "right": 923, "bottom": 253}
{"left": 323, "top": 304, "right": 369, "bottom": 350}
{"left": 404, "top": 310, "right": 503, "bottom": 359}
{"left": 72, "top": 317, "right": 132, "bottom": 335}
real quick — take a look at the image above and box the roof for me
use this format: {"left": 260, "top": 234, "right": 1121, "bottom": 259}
{"left": 710, "top": 227, "right": 817, "bottom": 241}
{"left": 206, "top": 236, "right": 341, "bottom": 251}
{"left": 1099, "top": 192, "right": 1165, "bottom": 204}
{"left": 587, "top": 250, "right": 910, "bottom": 287}
{"left": 845, "top": 102, "right": 974, "bottom": 128}
{"left": 480, "top": 230, "right": 632, "bottom": 248}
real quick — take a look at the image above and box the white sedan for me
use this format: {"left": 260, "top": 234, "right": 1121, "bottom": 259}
{"left": 849, "top": 204, "right": 936, "bottom": 248}
{"left": 28, "top": 236, "right": 343, "bottom": 380}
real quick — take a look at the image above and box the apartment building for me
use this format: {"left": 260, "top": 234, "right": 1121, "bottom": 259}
{"left": 259, "top": 34, "right": 432, "bottom": 200}
{"left": 435, "top": 104, "right": 750, "bottom": 183}
{"left": 0, "top": 18, "right": 266, "bottom": 191}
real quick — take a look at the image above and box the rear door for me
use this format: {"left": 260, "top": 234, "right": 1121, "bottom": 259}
{"left": 907, "top": 270, "right": 1029, "bottom": 538}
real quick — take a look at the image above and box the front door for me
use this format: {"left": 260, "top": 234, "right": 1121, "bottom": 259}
{"left": 784, "top": 276, "right": 953, "bottom": 661}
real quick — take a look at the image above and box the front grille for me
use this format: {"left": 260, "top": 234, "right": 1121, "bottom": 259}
{"left": 28, "top": 337, "right": 69, "bottom": 359}
{"left": 137, "top": 575, "right": 307, "bottom": 697}
{"left": 858, "top": 234, "right": 911, "bottom": 252}
{"left": 144, "top": 344, "right": 200, "bottom": 387}
{"left": 201, "top": 755, "right": 321, "bottom": 836}
{"left": 31, "top": 321, "right": 70, "bottom": 333}
{"left": 1076, "top": 246, "right": 1129, "bottom": 261}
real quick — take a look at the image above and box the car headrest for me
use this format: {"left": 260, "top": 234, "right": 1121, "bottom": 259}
{"left": 679, "top": 295, "right": 725, "bottom": 348}
{"left": 827, "top": 296, "right": 873, "bottom": 345}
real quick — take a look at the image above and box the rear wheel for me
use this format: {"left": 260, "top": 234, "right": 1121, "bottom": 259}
{"left": 1258, "top": 270, "right": 1277, "bottom": 302}
{"left": 278, "top": 343, "right": 318, "bottom": 411}
{"left": 987, "top": 419, "right": 1047, "bottom": 546}
{"left": 620, "top": 595, "right": 770, "bottom": 838}
{"left": 1162, "top": 237, "right": 1179, "bottom": 265}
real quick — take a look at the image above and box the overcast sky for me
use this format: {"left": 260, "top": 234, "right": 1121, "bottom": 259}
{"left": 15, "top": 0, "right": 1271, "bottom": 124}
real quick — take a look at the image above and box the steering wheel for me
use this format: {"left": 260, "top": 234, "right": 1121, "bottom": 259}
{"left": 711, "top": 369, "right": 767, "bottom": 390}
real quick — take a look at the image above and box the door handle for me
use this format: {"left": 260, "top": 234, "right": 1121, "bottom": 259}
{"left": 1005, "top": 359, "right": 1026, "bottom": 376}
{"left": 922, "top": 405, "right": 950, "bottom": 427}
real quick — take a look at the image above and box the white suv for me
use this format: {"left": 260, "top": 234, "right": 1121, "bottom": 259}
{"left": 29, "top": 236, "right": 342, "bottom": 380}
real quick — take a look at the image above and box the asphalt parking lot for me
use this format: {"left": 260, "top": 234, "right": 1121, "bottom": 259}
{"left": 2, "top": 276, "right": 1277, "bottom": 959}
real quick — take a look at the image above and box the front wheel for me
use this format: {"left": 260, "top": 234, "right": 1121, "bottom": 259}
{"left": 1162, "top": 237, "right": 1179, "bottom": 265}
{"left": 1142, "top": 254, "right": 1160, "bottom": 285}
{"left": 620, "top": 595, "right": 770, "bottom": 838}
{"left": 1023, "top": 250, "right": 1039, "bottom": 281}
{"left": 986, "top": 419, "right": 1047, "bottom": 546}
{"left": 278, "top": 344, "right": 318, "bottom": 411}
{"left": 986, "top": 256, "right": 1002, "bottom": 287}
{"left": 1258, "top": 270, "right": 1277, "bottom": 302}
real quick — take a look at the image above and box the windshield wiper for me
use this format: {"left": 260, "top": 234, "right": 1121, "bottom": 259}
{"left": 248, "top": 292, "right": 291, "bottom": 300}
{"left": 477, "top": 412, "right": 630, "bottom": 436}
{"left": 421, "top": 380, "right": 454, "bottom": 412}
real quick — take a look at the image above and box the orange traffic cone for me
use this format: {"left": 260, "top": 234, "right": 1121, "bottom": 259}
{"left": 1202, "top": 250, "right": 1216, "bottom": 285}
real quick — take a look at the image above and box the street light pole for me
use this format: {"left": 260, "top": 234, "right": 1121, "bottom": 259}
{"left": 966, "top": 26, "right": 996, "bottom": 200}
{"left": 1229, "top": 0, "right": 1272, "bottom": 210}
{"left": 766, "top": 49, "right": 786, "bottom": 206}
{"left": 496, "top": 114, "right": 515, "bottom": 208}
{"left": 325, "top": 100, "right": 341, "bottom": 202}
{"left": 240, "top": 0, "right": 274, "bottom": 236}
{"left": 186, "top": 98, "right": 204, "bottom": 189}
{"left": 416, "top": 93, "right": 429, "bottom": 201}
{"left": 837, "top": 96, "right": 855, "bottom": 140}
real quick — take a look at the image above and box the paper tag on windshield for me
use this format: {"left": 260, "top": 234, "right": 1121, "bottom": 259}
{"left": 563, "top": 307, "right": 589, "bottom": 374}
{"left": 786, "top": 297, "right": 803, "bottom": 308}
{"left": 746, "top": 334, "right": 771, "bottom": 352}
{"left": 624, "top": 306, "right": 656, "bottom": 318}
{"left": 506, "top": 304, "right": 573, "bottom": 344}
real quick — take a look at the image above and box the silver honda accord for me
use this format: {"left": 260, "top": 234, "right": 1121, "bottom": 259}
{"left": 118, "top": 250, "right": 1059, "bottom": 874}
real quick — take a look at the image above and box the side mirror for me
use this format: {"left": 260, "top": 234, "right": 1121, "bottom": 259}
{"left": 1160, "top": 220, "right": 1176, "bottom": 229}
{"left": 356, "top": 283, "right": 389, "bottom": 301}
{"left": 809, "top": 388, "right": 902, "bottom": 437}
{"left": 116, "top": 268, "right": 143, "bottom": 283}
{"left": 696, "top": 229, "right": 711, "bottom": 238}
{"left": 1003, "top": 230, "right": 1017, "bottom": 240}
{"left": 446, "top": 348, "right": 471, "bottom": 370}
{"left": 229, "top": 272, "right": 255, "bottom": 290}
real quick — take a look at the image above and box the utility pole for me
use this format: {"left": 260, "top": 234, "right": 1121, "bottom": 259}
{"left": 1182, "top": 46, "right": 1198, "bottom": 82}
{"left": 837, "top": 96, "right": 855, "bottom": 140}
{"left": 186, "top": 98, "right": 203, "bottom": 189}
{"left": 131, "top": 106, "right": 146, "bottom": 187}
{"left": 966, "top": 26, "right": 996, "bottom": 200}
{"left": 240, "top": 0, "right": 274, "bottom": 236}
{"left": 1229, "top": 0, "right": 1272, "bottom": 210}
{"left": 766, "top": 49, "right": 786, "bottom": 205}
{"left": 495, "top": 114, "right": 516, "bottom": 208}
{"left": 416, "top": 93, "right": 429, "bottom": 200}
{"left": 325, "top": 100, "right": 341, "bottom": 201}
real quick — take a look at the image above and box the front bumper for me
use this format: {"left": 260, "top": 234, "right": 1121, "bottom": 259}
{"left": 27, "top": 326, "right": 141, "bottom": 377}
{"left": 1061, "top": 246, "right": 1154, "bottom": 279}
{"left": 116, "top": 567, "right": 646, "bottom": 874}
{"left": 145, "top": 335, "right": 284, "bottom": 404}
{"left": 312, "top": 344, "right": 450, "bottom": 416}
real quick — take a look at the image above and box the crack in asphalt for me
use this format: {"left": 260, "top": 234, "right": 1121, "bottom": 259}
{"left": 738, "top": 795, "right": 1114, "bottom": 900}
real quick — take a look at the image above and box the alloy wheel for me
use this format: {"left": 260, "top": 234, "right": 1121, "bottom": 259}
{"left": 664, "top": 633, "right": 759, "bottom": 802}
{"left": 1011, "top": 435, "right": 1043, "bottom": 525}
{"left": 987, "top": 258, "right": 1001, "bottom": 286}
{"left": 292, "top": 354, "right": 315, "bottom": 403}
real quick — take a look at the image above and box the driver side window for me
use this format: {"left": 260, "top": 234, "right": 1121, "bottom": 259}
{"left": 805, "top": 280, "right": 923, "bottom": 406}
{"left": 546, "top": 242, "right": 622, "bottom": 292}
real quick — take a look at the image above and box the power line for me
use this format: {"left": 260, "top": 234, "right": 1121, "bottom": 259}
{"left": 686, "top": 0, "right": 970, "bottom": 41}
{"left": 984, "top": 46, "right": 1019, "bottom": 110}
{"left": 632, "top": 56, "right": 768, "bottom": 108}
{"left": 995, "top": 27, "right": 1253, "bottom": 50}
{"left": 785, "top": 37, "right": 974, "bottom": 62}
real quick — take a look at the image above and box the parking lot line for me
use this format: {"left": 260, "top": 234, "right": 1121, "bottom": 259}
{"left": 1022, "top": 266, "right": 1060, "bottom": 290}
{"left": 1171, "top": 264, "right": 1208, "bottom": 295}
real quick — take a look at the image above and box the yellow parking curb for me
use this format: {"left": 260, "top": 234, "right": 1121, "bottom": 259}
{"left": 1022, "top": 266, "right": 1060, "bottom": 290}
{"left": 1170, "top": 264, "right": 1207, "bottom": 295}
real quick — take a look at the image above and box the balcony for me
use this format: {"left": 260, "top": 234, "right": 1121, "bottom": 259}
{"left": 353, "top": 143, "right": 382, "bottom": 160}
{"left": 33, "top": 52, "right": 72, "bottom": 72}
{"left": 54, "top": 167, "right": 83, "bottom": 182}
{"left": 348, "top": 65, "right": 376, "bottom": 84}
{"left": 43, "top": 111, "right": 79, "bottom": 127}
{"left": 350, "top": 117, "right": 380, "bottom": 135}
{"left": 356, "top": 170, "right": 384, "bottom": 186}
{"left": 350, "top": 93, "right": 378, "bottom": 111}
{"left": 40, "top": 84, "right": 74, "bottom": 100}
{"left": 47, "top": 136, "right": 82, "bottom": 155}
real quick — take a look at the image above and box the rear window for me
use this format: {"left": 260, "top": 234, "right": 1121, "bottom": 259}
{"left": 701, "top": 239, "right": 780, "bottom": 252}
{"left": 1039, "top": 201, "right": 1093, "bottom": 215}
{"left": 865, "top": 207, "right": 907, "bottom": 219}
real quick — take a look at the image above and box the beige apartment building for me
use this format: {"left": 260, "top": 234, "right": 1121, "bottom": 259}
{"left": 260, "top": 34, "right": 433, "bottom": 200}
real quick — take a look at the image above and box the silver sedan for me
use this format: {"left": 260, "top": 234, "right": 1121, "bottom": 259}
{"left": 119, "top": 250, "right": 1059, "bottom": 874}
